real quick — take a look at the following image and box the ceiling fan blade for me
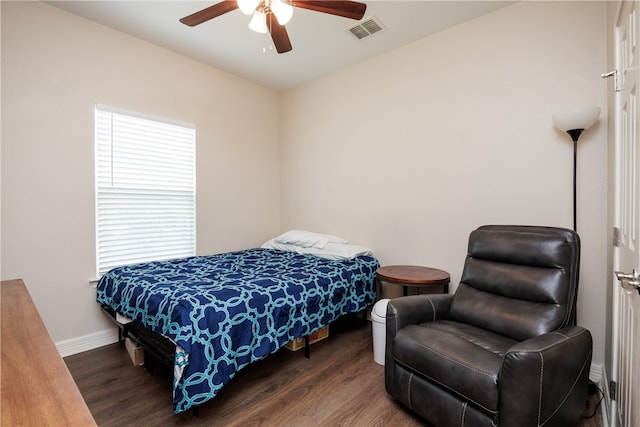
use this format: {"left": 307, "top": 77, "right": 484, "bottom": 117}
{"left": 291, "top": 1, "right": 367, "bottom": 20}
{"left": 180, "top": 1, "right": 239, "bottom": 27}
{"left": 268, "top": 17, "right": 293, "bottom": 54}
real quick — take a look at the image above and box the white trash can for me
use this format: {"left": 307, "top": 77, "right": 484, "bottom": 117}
{"left": 371, "top": 298, "right": 390, "bottom": 365}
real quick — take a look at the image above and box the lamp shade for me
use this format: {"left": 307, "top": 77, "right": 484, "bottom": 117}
{"left": 271, "top": 0, "right": 293, "bottom": 25}
{"left": 552, "top": 106, "right": 601, "bottom": 131}
{"left": 248, "top": 10, "right": 268, "bottom": 33}
{"left": 238, "top": 0, "right": 260, "bottom": 15}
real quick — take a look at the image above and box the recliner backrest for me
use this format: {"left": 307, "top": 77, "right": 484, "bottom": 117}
{"left": 448, "top": 225, "right": 580, "bottom": 341}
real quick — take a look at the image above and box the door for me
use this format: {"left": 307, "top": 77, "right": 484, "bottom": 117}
{"left": 612, "top": 1, "right": 640, "bottom": 426}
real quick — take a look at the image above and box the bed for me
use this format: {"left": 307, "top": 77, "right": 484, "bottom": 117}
{"left": 96, "top": 231, "right": 379, "bottom": 414}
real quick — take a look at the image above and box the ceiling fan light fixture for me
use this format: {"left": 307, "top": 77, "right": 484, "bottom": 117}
{"left": 248, "top": 10, "right": 268, "bottom": 33}
{"left": 179, "top": 0, "right": 367, "bottom": 54}
{"left": 238, "top": 0, "right": 260, "bottom": 15}
{"left": 271, "top": 0, "right": 293, "bottom": 25}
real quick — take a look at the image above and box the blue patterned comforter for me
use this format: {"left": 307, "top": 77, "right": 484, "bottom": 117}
{"left": 96, "top": 248, "right": 379, "bottom": 413}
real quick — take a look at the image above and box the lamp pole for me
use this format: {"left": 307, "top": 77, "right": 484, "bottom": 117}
{"left": 566, "top": 129, "right": 584, "bottom": 232}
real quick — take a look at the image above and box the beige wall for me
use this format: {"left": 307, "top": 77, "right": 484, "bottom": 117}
{"left": 281, "top": 1, "right": 608, "bottom": 365}
{"left": 1, "top": 2, "right": 281, "bottom": 346}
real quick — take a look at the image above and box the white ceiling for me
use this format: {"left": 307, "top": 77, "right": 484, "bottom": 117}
{"left": 47, "top": 1, "right": 514, "bottom": 92}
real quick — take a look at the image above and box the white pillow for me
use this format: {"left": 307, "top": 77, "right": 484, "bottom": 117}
{"left": 318, "top": 242, "right": 374, "bottom": 260}
{"left": 261, "top": 238, "right": 373, "bottom": 260}
{"left": 273, "top": 230, "right": 347, "bottom": 249}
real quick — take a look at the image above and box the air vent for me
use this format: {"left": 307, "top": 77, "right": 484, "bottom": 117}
{"left": 347, "top": 16, "right": 385, "bottom": 40}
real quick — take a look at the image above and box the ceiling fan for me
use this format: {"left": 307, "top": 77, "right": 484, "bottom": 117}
{"left": 180, "top": 0, "right": 367, "bottom": 54}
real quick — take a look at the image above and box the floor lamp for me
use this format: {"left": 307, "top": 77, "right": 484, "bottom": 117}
{"left": 552, "top": 106, "right": 600, "bottom": 231}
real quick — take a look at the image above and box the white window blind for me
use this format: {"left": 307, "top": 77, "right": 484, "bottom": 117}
{"left": 95, "top": 106, "right": 196, "bottom": 276}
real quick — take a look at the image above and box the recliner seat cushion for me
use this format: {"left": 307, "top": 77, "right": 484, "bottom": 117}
{"left": 393, "top": 320, "right": 517, "bottom": 413}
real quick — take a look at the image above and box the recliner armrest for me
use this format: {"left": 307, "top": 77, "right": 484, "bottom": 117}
{"left": 499, "top": 326, "right": 593, "bottom": 427}
{"left": 386, "top": 294, "right": 454, "bottom": 334}
{"left": 385, "top": 294, "right": 453, "bottom": 395}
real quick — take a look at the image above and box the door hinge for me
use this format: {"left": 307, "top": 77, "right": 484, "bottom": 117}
{"left": 602, "top": 70, "right": 621, "bottom": 92}
{"left": 610, "top": 380, "right": 617, "bottom": 400}
{"left": 613, "top": 226, "right": 620, "bottom": 247}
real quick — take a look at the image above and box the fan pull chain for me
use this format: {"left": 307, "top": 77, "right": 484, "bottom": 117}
{"left": 262, "top": 28, "right": 274, "bottom": 54}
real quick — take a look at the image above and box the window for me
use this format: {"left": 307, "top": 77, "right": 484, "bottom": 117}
{"left": 95, "top": 106, "right": 196, "bottom": 276}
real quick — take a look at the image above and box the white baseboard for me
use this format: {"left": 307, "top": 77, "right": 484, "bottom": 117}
{"left": 56, "top": 327, "right": 119, "bottom": 358}
{"left": 589, "top": 362, "right": 610, "bottom": 427}
{"left": 590, "top": 362, "right": 603, "bottom": 383}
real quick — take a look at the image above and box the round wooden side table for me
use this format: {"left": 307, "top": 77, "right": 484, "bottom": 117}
{"left": 376, "top": 265, "right": 450, "bottom": 298}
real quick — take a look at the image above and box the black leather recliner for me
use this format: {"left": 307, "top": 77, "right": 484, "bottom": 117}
{"left": 385, "top": 225, "right": 593, "bottom": 427}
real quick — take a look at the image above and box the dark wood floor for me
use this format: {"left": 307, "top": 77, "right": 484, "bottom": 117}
{"left": 65, "top": 318, "right": 604, "bottom": 427}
